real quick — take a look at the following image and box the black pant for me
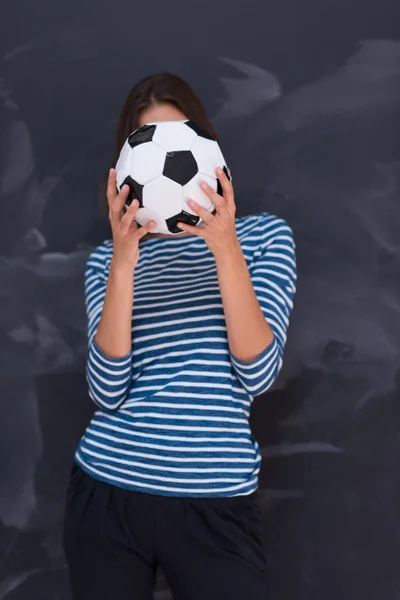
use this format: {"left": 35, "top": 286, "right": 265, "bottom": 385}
{"left": 63, "top": 462, "right": 267, "bottom": 600}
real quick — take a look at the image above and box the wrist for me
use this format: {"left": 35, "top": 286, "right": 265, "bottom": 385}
{"left": 111, "top": 255, "right": 136, "bottom": 274}
{"left": 214, "top": 239, "right": 243, "bottom": 267}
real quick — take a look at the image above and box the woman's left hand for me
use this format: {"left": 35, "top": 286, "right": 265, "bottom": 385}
{"left": 177, "top": 167, "right": 239, "bottom": 258}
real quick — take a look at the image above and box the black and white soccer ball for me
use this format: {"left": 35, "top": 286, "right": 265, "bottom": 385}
{"left": 115, "top": 120, "right": 230, "bottom": 235}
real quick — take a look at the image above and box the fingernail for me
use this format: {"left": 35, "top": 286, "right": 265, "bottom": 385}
{"left": 200, "top": 182, "right": 207, "bottom": 190}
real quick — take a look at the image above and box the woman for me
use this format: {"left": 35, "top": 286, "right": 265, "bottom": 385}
{"left": 63, "top": 72, "right": 297, "bottom": 600}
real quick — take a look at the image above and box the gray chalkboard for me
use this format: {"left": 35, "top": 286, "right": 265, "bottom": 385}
{"left": 1, "top": 0, "right": 400, "bottom": 598}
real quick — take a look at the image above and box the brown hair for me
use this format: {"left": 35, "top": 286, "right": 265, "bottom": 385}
{"left": 101, "top": 72, "right": 218, "bottom": 219}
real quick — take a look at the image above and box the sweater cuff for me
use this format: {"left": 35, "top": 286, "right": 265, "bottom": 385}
{"left": 90, "top": 339, "right": 132, "bottom": 366}
{"left": 230, "top": 336, "right": 277, "bottom": 368}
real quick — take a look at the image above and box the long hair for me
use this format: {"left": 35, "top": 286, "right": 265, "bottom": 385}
{"left": 101, "top": 73, "right": 218, "bottom": 217}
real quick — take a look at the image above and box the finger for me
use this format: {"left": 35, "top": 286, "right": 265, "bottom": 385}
{"left": 216, "top": 167, "right": 234, "bottom": 203}
{"left": 187, "top": 199, "right": 214, "bottom": 224}
{"left": 109, "top": 184, "right": 130, "bottom": 223}
{"left": 176, "top": 221, "right": 205, "bottom": 237}
{"left": 106, "top": 169, "right": 118, "bottom": 209}
{"left": 200, "top": 180, "right": 225, "bottom": 209}
{"left": 120, "top": 199, "right": 139, "bottom": 233}
{"left": 135, "top": 220, "right": 157, "bottom": 239}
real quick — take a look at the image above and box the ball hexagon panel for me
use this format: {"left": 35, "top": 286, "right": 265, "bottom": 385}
{"left": 143, "top": 176, "right": 183, "bottom": 219}
{"left": 152, "top": 120, "right": 198, "bottom": 152}
{"left": 116, "top": 140, "right": 132, "bottom": 168}
{"left": 163, "top": 151, "right": 198, "bottom": 186}
{"left": 120, "top": 175, "right": 144, "bottom": 207}
{"left": 130, "top": 143, "right": 166, "bottom": 185}
{"left": 191, "top": 136, "right": 224, "bottom": 179}
{"left": 128, "top": 124, "right": 156, "bottom": 149}
{"left": 185, "top": 120, "right": 215, "bottom": 141}
{"left": 182, "top": 173, "right": 216, "bottom": 212}
{"left": 135, "top": 206, "right": 167, "bottom": 233}
{"left": 212, "top": 143, "right": 226, "bottom": 172}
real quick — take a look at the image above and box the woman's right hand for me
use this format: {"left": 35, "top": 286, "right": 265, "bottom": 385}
{"left": 107, "top": 168, "right": 155, "bottom": 269}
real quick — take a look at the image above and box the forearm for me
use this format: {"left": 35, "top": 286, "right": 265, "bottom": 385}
{"left": 215, "top": 241, "right": 274, "bottom": 363}
{"left": 94, "top": 257, "right": 135, "bottom": 358}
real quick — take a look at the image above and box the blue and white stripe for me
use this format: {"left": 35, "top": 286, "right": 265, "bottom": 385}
{"left": 75, "top": 211, "right": 297, "bottom": 497}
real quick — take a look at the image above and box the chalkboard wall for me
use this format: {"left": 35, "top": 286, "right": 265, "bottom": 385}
{"left": 1, "top": 0, "right": 400, "bottom": 598}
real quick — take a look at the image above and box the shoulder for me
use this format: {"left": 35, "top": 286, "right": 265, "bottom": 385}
{"left": 235, "top": 211, "right": 295, "bottom": 248}
{"left": 86, "top": 239, "right": 114, "bottom": 272}
{"left": 237, "top": 212, "right": 297, "bottom": 292}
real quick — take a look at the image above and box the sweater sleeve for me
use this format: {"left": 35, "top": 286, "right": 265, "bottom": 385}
{"left": 230, "top": 217, "right": 297, "bottom": 397}
{"left": 84, "top": 246, "right": 133, "bottom": 410}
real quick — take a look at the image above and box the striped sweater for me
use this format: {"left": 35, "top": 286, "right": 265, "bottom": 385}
{"left": 75, "top": 211, "right": 297, "bottom": 497}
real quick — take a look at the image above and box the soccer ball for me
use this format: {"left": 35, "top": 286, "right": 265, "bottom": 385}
{"left": 115, "top": 120, "right": 230, "bottom": 235}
